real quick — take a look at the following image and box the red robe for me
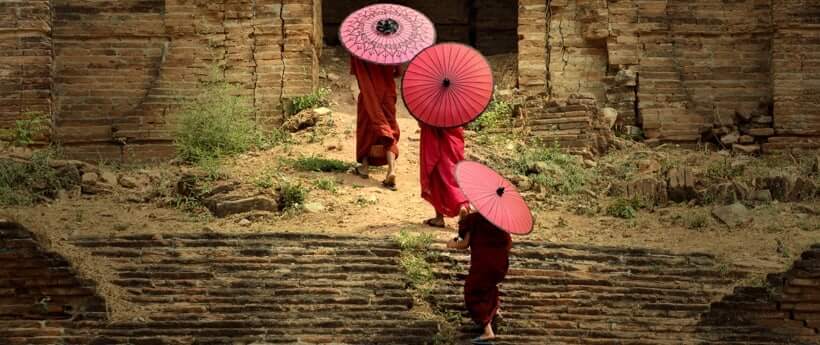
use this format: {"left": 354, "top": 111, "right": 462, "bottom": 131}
{"left": 420, "top": 124, "right": 468, "bottom": 217}
{"left": 458, "top": 213, "right": 512, "bottom": 327}
{"left": 350, "top": 57, "right": 401, "bottom": 166}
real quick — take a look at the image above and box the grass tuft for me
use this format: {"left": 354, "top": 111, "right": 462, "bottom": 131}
{"left": 0, "top": 149, "right": 72, "bottom": 206}
{"left": 277, "top": 182, "right": 307, "bottom": 212}
{"left": 288, "top": 155, "right": 353, "bottom": 173}
{"left": 467, "top": 98, "right": 512, "bottom": 132}
{"left": 287, "top": 88, "right": 330, "bottom": 115}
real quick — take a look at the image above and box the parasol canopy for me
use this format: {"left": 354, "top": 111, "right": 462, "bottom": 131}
{"left": 401, "top": 43, "right": 494, "bottom": 128}
{"left": 455, "top": 160, "right": 534, "bottom": 235}
{"left": 339, "top": 4, "right": 436, "bottom": 65}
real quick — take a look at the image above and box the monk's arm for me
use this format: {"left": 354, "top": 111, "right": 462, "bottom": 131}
{"left": 446, "top": 233, "right": 470, "bottom": 250}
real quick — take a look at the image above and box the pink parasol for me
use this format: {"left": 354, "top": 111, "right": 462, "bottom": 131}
{"left": 455, "top": 161, "right": 534, "bottom": 235}
{"left": 339, "top": 4, "right": 436, "bottom": 65}
{"left": 401, "top": 43, "right": 494, "bottom": 128}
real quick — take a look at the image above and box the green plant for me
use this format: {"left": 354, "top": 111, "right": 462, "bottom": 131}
{"left": 0, "top": 149, "right": 71, "bottom": 206}
{"left": 467, "top": 98, "right": 512, "bottom": 132}
{"left": 355, "top": 195, "right": 377, "bottom": 207}
{"left": 706, "top": 158, "right": 744, "bottom": 181}
{"left": 506, "top": 141, "right": 589, "bottom": 195}
{"left": 396, "top": 229, "right": 435, "bottom": 252}
{"left": 287, "top": 87, "right": 330, "bottom": 115}
{"left": 173, "top": 80, "right": 260, "bottom": 167}
{"left": 606, "top": 198, "right": 641, "bottom": 219}
{"left": 313, "top": 178, "right": 338, "bottom": 193}
{"left": 261, "top": 128, "right": 293, "bottom": 148}
{"left": 683, "top": 210, "right": 709, "bottom": 230}
{"left": 289, "top": 155, "right": 353, "bottom": 173}
{"left": 277, "top": 182, "right": 307, "bottom": 212}
{"left": 10, "top": 114, "right": 48, "bottom": 146}
{"left": 395, "top": 230, "right": 436, "bottom": 296}
{"left": 254, "top": 169, "right": 283, "bottom": 189}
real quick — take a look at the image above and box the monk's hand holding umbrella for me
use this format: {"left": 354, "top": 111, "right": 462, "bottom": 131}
{"left": 402, "top": 43, "right": 494, "bottom": 228}
{"left": 340, "top": 4, "right": 435, "bottom": 191}
{"left": 447, "top": 160, "right": 534, "bottom": 344}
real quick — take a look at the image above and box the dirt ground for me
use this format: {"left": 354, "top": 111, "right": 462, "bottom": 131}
{"left": 2, "top": 48, "right": 818, "bottom": 301}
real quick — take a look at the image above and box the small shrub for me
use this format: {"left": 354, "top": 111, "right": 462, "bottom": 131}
{"left": 400, "top": 254, "right": 434, "bottom": 289}
{"left": 313, "top": 178, "right": 337, "bottom": 193}
{"left": 288, "top": 88, "right": 330, "bottom": 115}
{"left": 467, "top": 99, "right": 512, "bottom": 132}
{"left": 262, "top": 128, "right": 293, "bottom": 148}
{"left": 0, "top": 149, "right": 69, "bottom": 206}
{"left": 506, "top": 142, "right": 589, "bottom": 195}
{"left": 395, "top": 230, "right": 436, "bottom": 295}
{"left": 255, "top": 170, "right": 282, "bottom": 190}
{"left": 289, "top": 156, "right": 353, "bottom": 173}
{"left": 11, "top": 114, "right": 48, "bottom": 147}
{"left": 396, "top": 230, "right": 435, "bottom": 252}
{"left": 355, "top": 195, "right": 377, "bottom": 207}
{"left": 683, "top": 210, "right": 709, "bottom": 230}
{"left": 173, "top": 81, "right": 259, "bottom": 166}
{"left": 606, "top": 198, "right": 641, "bottom": 219}
{"left": 277, "top": 182, "right": 307, "bottom": 212}
{"left": 706, "top": 158, "right": 744, "bottom": 181}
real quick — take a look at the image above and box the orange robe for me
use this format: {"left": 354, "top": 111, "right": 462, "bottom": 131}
{"left": 420, "top": 124, "right": 468, "bottom": 217}
{"left": 350, "top": 57, "right": 401, "bottom": 166}
{"left": 458, "top": 213, "right": 512, "bottom": 328}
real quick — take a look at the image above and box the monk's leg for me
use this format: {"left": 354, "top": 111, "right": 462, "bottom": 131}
{"left": 385, "top": 151, "right": 396, "bottom": 182}
{"left": 481, "top": 322, "right": 495, "bottom": 339}
{"left": 425, "top": 212, "right": 445, "bottom": 227}
{"left": 359, "top": 157, "right": 369, "bottom": 175}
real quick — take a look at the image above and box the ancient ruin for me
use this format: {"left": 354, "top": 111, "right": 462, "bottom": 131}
{"left": 1, "top": 1, "right": 819, "bottom": 344}
{"left": 3, "top": 0, "right": 818, "bottom": 161}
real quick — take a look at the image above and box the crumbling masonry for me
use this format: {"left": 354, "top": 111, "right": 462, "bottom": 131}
{"left": 1, "top": 0, "right": 819, "bottom": 161}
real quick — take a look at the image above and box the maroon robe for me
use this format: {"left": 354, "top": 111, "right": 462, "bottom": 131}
{"left": 350, "top": 56, "right": 401, "bottom": 166}
{"left": 458, "top": 213, "right": 512, "bottom": 327}
{"left": 420, "top": 124, "right": 468, "bottom": 217}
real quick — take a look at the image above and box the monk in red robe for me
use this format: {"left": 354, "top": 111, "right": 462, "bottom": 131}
{"left": 420, "top": 124, "right": 469, "bottom": 227}
{"left": 448, "top": 211, "right": 512, "bottom": 343}
{"left": 349, "top": 56, "right": 401, "bottom": 190}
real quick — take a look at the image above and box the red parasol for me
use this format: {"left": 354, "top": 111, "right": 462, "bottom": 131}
{"left": 455, "top": 161, "right": 534, "bottom": 235}
{"left": 401, "top": 43, "right": 494, "bottom": 128}
{"left": 339, "top": 4, "right": 436, "bottom": 65}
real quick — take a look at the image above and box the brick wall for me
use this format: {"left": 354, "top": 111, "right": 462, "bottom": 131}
{"left": 0, "top": 1, "right": 53, "bottom": 133}
{"left": 767, "top": 0, "right": 820, "bottom": 151}
{"left": 2, "top": 0, "right": 321, "bottom": 162}
{"left": 322, "top": 0, "right": 517, "bottom": 56}
{"left": 516, "top": 0, "right": 820, "bottom": 150}
{"left": 0, "top": 221, "right": 108, "bottom": 344}
{"left": 701, "top": 245, "right": 820, "bottom": 341}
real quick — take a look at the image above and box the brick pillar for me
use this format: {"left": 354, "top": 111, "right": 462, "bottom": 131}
{"left": 517, "top": 0, "right": 548, "bottom": 97}
{"left": 0, "top": 0, "right": 53, "bottom": 140}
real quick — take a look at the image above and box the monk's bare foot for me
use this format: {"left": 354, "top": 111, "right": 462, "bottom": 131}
{"left": 351, "top": 165, "right": 369, "bottom": 178}
{"left": 482, "top": 323, "right": 496, "bottom": 339}
{"left": 458, "top": 206, "right": 469, "bottom": 219}
{"left": 423, "top": 217, "right": 445, "bottom": 228}
{"left": 382, "top": 174, "right": 397, "bottom": 191}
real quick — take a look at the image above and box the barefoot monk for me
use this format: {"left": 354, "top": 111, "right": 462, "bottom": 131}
{"left": 349, "top": 56, "right": 401, "bottom": 190}
{"left": 420, "top": 124, "right": 469, "bottom": 227}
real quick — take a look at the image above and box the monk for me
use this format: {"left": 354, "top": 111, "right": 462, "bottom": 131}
{"left": 447, "top": 211, "right": 512, "bottom": 344}
{"left": 349, "top": 56, "right": 401, "bottom": 190}
{"left": 420, "top": 124, "right": 469, "bottom": 227}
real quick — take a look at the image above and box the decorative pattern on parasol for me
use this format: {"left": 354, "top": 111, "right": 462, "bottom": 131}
{"left": 339, "top": 4, "right": 436, "bottom": 65}
{"left": 401, "top": 43, "right": 494, "bottom": 128}
{"left": 455, "top": 160, "right": 534, "bottom": 235}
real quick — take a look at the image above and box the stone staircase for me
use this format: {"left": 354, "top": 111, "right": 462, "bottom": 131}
{"left": 702, "top": 244, "right": 820, "bottom": 344}
{"left": 426, "top": 241, "right": 820, "bottom": 344}
{"left": 3, "top": 219, "right": 820, "bottom": 345}
{"left": 0, "top": 224, "right": 439, "bottom": 345}
{"left": 69, "top": 232, "right": 439, "bottom": 345}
